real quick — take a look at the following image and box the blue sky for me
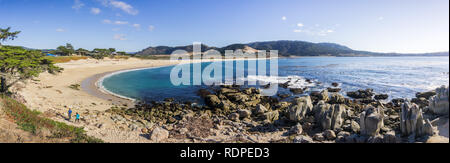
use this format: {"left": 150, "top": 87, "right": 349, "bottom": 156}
{"left": 0, "top": 0, "right": 448, "bottom": 53}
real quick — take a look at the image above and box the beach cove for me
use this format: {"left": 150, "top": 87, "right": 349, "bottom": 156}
{"left": 10, "top": 56, "right": 449, "bottom": 143}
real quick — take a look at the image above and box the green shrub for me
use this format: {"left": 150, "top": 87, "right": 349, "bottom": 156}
{"left": 69, "top": 84, "right": 81, "bottom": 90}
{"left": 1, "top": 95, "right": 103, "bottom": 143}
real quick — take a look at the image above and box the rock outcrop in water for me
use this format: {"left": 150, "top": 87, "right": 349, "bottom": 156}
{"left": 427, "top": 85, "right": 449, "bottom": 116}
{"left": 360, "top": 106, "right": 384, "bottom": 136}
{"left": 347, "top": 89, "right": 374, "bottom": 99}
{"left": 374, "top": 94, "right": 389, "bottom": 100}
{"left": 288, "top": 96, "right": 313, "bottom": 122}
{"left": 310, "top": 89, "right": 329, "bottom": 102}
{"left": 316, "top": 104, "right": 347, "bottom": 130}
{"left": 400, "top": 101, "right": 433, "bottom": 138}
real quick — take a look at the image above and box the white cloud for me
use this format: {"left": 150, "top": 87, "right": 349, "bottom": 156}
{"left": 293, "top": 29, "right": 302, "bottom": 33}
{"left": 133, "top": 24, "right": 141, "bottom": 30}
{"left": 297, "top": 23, "right": 304, "bottom": 27}
{"left": 72, "top": 0, "right": 85, "bottom": 10}
{"left": 113, "top": 34, "right": 127, "bottom": 40}
{"left": 148, "top": 25, "right": 155, "bottom": 31}
{"left": 102, "top": 19, "right": 129, "bottom": 25}
{"left": 282, "top": 16, "right": 287, "bottom": 21}
{"left": 111, "top": 0, "right": 138, "bottom": 15}
{"left": 102, "top": 19, "right": 112, "bottom": 24}
{"left": 114, "top": 20, "right": 128, "bottom": 25}
{"left": 378, "top": 16, "right": 384, "bottom": 21}
{"left": 327, "top": 29, "right": 334, "bottom": 33}
{"left": 91, "top": 8, "right": 101, "bottom": 15}
{"left": 56, "top": 28, "right": 66, "bottom": 32}
{"left": 98, "top": 0, "right": 138, "bottom": 15}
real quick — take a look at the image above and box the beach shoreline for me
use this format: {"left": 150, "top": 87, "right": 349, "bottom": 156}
{"left": 15, "top": 57, "right": 181, "bottom": 112}
{"left": 86, "top": 57, "right": 278, "bottom": 107}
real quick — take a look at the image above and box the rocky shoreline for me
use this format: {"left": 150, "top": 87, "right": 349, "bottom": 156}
{"left": 101, "top": 83, "right": 449, "bottom": 143}
{"left": 12, "top": 58, "right": 448, "bottom": 143}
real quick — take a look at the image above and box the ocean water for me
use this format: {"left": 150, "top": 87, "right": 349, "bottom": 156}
{"left": 101, "top": 57, "right": 449, "bottom": 103}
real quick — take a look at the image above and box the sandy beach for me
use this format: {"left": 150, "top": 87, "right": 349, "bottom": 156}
{"left": 15, "top": 58, "right": 185, "bottom": 113}
{"left": 10, "top": 58, "right": 188, "bottom": 142}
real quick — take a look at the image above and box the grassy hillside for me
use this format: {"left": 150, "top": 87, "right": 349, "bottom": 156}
{"left": 44, "top": 56, "right": 90, "bottom": 63}
{"left": 0, "top": 95, "right": 103, "bottom": 143}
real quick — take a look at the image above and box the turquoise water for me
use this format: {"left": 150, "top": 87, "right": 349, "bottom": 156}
{"left": 101, "top": 57, "right": 449, "bottom": 103}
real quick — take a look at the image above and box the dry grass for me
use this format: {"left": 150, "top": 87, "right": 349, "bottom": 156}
{"left": 135, "top": 55, "right": 172, "bottom": 60}
{"left": 45, "top": 56, "right": 90, "bottom": 63}
{"left": 109, "top": 55, "right": 130, "bottom": 60}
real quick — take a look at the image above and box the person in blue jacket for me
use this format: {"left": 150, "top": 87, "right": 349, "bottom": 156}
{"left": 68, "top": 108, "right": 72, "bottom": 121}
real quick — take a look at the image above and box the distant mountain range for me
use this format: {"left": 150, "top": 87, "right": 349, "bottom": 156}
{"left": 136, "top": 40, "right": 449, "bottom": 57}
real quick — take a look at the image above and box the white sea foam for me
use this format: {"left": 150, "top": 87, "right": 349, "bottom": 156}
{"left": 245, "top": 75, "right": 317, "bottom": 88}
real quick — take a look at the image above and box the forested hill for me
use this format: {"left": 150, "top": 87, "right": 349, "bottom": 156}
{"left": 135, "top": 40, "right": 449, "bottom": 57}
{"left": 136, "top": 40, "right": 355, "bottom": 56}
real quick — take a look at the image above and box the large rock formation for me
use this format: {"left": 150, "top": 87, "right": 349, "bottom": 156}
{"left": 314, "top": 103, "right": 347, "bottom": 130}
{"left": 264, "top": 110, "right": 279, "bottom": 123}
{"left": 311, "top": 90, "right": 329, "bottom": 102}
{"left": 150, "top": 127, "right": 169, "bottom": 142}
{"left": 374, "top": 94, "right": 389, "bottom": 100}
{"left": 428, "top": 85, "right": 449, "bottom": 116}
{"left": 205, "top": 95, "right": 221, "bottom": 107}
{"left": 360, "top": 106, "right": 384, "bottom": 136}
{"left": 238, "top": 109, "right": 251, "bottom": 119}
{"left": 400, "top": 101, "right": 433, "bottom": 138}
{"left": 288, "top": 96, "right": 313, "bottom": 122}
{"left": 254, "top": 104, "right": 268, "bottom": 116}
{"left": 313, "top": 100, "right": 330, "bottom": 120}
{"left": 329, "top": 93, "right": 346, "bottom": 104}
{"left": 416, "top": 91, "right": 436, "bottom": 99}
{"left": 347, "top": 89, "right": 374, "bottom": 99}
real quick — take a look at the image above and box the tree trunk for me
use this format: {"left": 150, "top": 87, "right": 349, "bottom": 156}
{"left": 0, "top": 76, "right": 6, "bottom": 93}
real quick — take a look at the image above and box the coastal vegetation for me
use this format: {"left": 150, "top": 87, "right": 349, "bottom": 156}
{"left": 0, "top": 28, "right": 63, "bottom": 94}
{"left": 49, "top": 43, "right": 128, "bottom": 60}
{"left": 0, "top": 27, "right": 20, "bottom": 46}
{"left": 0, "top": 27, "right": 101, "bottom": 143}
{"left": 69, "top": 84, "right": 81, "bottom": 90}
{"left": 44, "top": 56, "right": 89, "bottom": 63}
{"left": 0, "top": 46, "right": 62, "bottom": 94}
{"left": 0, "top": 95, "right": 103, "bottom": 143}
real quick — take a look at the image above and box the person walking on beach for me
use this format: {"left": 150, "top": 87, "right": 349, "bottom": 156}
{"left": 75, "top": 113, "right": 80, "bottom": 123}
{"left": 68, "top": 108, "right": 72, "bottom": 121}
